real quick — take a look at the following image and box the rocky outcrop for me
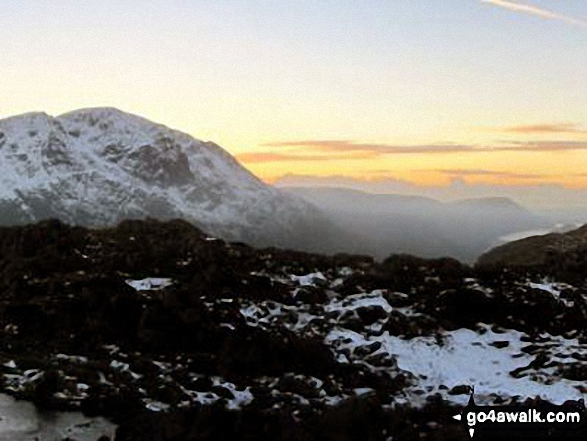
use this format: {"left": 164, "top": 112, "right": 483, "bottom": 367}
{"left": 0, "top": 220, "right": 586, "bottom": 440}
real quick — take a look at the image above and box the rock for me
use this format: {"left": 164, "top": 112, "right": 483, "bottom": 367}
{"left": 276, "top": 375, "right": 321, "bottom": 399}
{"left": 448, "top": 385, "right": 472, "bottom": 396}
{"left": 191, "top": 377, "right": 213, "bottom": 392}
{"left": 561, "top": 363, "right": 587, "bottom": 381}
{"left": 354, "top": 341, "right": 382, "bottom": 357}
{"left": 355, "top": 306, "right": 388, "bottom": 325}
{"left": 490, "top": 340, "right": 510, "bottom": 349}
{"left": 364, "top": 352, "right": 396, "bottom": 368}
{"left": 210, "top": 385, "right": 235, "bottom": 400}
{"left": 294, "top": 286, "right": 328, "bottom": 305}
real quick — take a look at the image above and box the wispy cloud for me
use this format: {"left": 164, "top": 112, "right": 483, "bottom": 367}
{"left": 261, "top": 140, "right": 483, "bottom": 155}
{"left": 246, "top": 140, "right": 587, "bottom": 162}
{"left": 501, "top": 140, "right": 587, "bottom": 151}
{"left": 493, "top": 123, "right": 587, "bottom": 135}
{"left": 481, "top": 0, "right": 587, "bottom": 27}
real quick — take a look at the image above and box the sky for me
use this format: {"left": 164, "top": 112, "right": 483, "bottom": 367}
{"left": 1, "top": 0, "right": 586, "bottom": 192}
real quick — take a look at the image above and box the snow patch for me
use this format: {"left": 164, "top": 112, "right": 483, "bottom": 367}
{"left": 325, "top": 290, "right": 392, "bottom": 314}
{"left": 126, "top": 278, "right": 173, "bottom": 291}
{"left": 291, "top": 272, "right": 327, "bottom": 287}
{"left": 327, "top": 324, "right": 586, "bottom": 406}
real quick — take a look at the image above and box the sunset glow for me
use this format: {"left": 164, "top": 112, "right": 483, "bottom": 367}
{"left": 1, "top": 0, "right": 586, "bottom": 189}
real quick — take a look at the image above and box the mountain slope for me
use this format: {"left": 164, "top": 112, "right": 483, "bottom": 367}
{"left": 0, "top": 108, "right": 335, "bottom": 250}
{"left": 477, "top": 223, "right": 587, "bottom": 281}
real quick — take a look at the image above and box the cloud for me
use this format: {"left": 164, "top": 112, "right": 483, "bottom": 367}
{"left": 495, "top": 123, "right": 587, "bottom": 135}
{"left": 501, "top": 140, "right": 587, "bottom": 151}
{"left": 261, "top": 140, "right": 484, "bottom": 156}
{"left": 481, "top": 0, "right": 587, "bottom": 27}
{"left": 252, "top": 140, "right": 587, "bottom": 161}
{"left": 430, "top": 168, "right": 553, "bottom": 179}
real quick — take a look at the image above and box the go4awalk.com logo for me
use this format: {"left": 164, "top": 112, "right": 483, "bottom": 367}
{"left": 452, "top": 394, "right": 587, "bottom": 439}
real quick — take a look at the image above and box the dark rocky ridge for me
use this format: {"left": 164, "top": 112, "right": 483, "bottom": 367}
{"left": 477, "top": 223, "right": 587, "bottom": 283}
{"left": 0, "top": 219, "right": 585, "bottom": 440}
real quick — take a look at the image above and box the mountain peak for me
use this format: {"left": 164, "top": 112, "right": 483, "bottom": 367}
{"left": 57, "top": 107, "right": 149, "bottom": 119}
{"left": 56, "top": 107, "right": 172, "bottom": 137}
{"left": 0, "top": 108, "right": 330, "bottom": 251}
{"left": 0, "top": 111, "right": 52, "bottom": 132}
{"left": 453, "top": 196, "right": 520, "bottom": 207}
{"left": 59, "top": 106, "right": 127, "bottom": 116}
{"left": 451, "top": 197, "right": 530, "bottom": 214}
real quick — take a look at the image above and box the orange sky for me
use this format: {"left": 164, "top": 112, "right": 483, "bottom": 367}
{"left": 1, "top": 1, "right": 586, "bottom": 189}
{"left": 238, "top": 126, "right": 587, "bottom": 188}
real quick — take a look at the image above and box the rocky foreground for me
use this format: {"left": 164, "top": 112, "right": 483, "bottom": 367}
{"left": 1, "top": 219, "right": 586, "bottom": 440}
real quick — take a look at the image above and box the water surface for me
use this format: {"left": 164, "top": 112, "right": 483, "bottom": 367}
{"left": 0, "top": 394, "right": 116, "bottom": 441}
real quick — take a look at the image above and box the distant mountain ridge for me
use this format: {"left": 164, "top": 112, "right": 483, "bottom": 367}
{"left": 282, "top": 186, "right": 441, "bottom": 213}
{"left": 451, "top": 196, "right": 529, "bottom": 210}
{"left": 283, "top": 186, "right": 547, "bottom": 262}
{"left": 0, "top": 108, "right": 336, "bottom": 251}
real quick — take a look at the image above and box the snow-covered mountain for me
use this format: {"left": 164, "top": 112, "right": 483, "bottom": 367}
{"left": 0, "top": 108, "right": 334, "bottom": 250}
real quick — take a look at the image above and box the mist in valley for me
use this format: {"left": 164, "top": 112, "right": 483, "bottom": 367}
{"left": 284, "top": 186, "right": 564, "bottom": 263}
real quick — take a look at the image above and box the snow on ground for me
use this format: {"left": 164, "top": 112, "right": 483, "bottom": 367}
{"left": 146, "top": 376, "right": 254, "bottom": 412}
{"left": 325, "top": 290, "right": 392, "bottom": 314}
{"left": 528, "top": 280, "right": 576, "bottom": 307}
{"left": 291, "top": 272, "right": 327, "bottom": 286}
{"left": 327, "top": 324, "right": 586, "bottom": 406}
{"left": 237, "top": 272, "right": 587, "bottom": 408}
{"left": 125, "top": 278, "right": 173, "bottom": 291}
